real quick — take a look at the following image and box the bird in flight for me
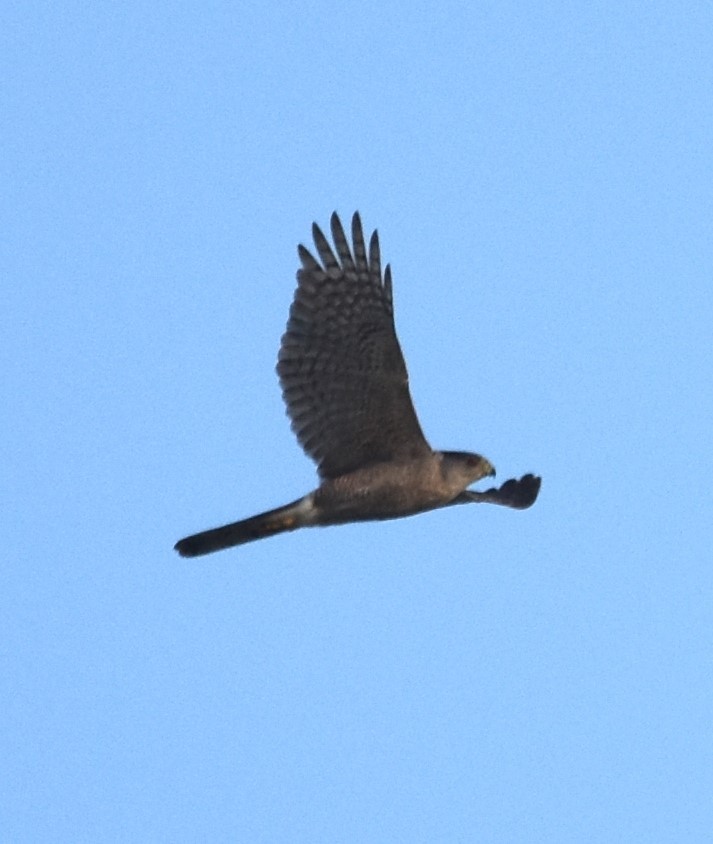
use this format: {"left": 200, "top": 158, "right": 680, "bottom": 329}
{"left": 175, "top": 213, "right": 540, "bottom": 556}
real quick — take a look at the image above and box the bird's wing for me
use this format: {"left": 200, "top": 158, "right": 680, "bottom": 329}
{"left": 450, "top": 474, "right": 542, "bottom": 509}
{"left": 277, "top": 212, "right": 431, "bottom": 479}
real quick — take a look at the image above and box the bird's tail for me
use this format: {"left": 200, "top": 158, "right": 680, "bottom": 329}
{"left": 174, "top": 495, "right": 313, "bottom": 557}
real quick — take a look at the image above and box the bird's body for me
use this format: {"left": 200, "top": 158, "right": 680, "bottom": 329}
{"left": 313, "top": 451, "right": 494, "bottom": 524}
{"left": 175, "top": 213, "right": 540, "bottom": 557}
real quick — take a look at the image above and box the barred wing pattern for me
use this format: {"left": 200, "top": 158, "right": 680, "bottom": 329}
{"left": 277, "top": 212, "right": 431, "bottom": 480}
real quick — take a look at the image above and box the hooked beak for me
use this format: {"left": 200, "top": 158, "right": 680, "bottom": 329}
{"left": 480, "top": 458, "right": 496, "bottom": 479}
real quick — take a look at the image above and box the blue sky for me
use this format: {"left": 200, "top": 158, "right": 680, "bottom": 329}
{"left": 3, "top": 1, "right": 712, "bottom": 841}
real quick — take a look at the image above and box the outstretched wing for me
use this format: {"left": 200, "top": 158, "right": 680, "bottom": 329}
{"left": 277, "top": 212, "right": 431, "bottom": 479}
{"left": 450, "top": 474, "right": 542, "bottom": 509}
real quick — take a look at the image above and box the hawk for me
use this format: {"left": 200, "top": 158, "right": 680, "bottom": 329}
{"left": 175, "top": 213, "right": 540, "bottom": 556}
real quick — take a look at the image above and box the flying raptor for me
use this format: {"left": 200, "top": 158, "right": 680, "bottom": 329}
{"left": 175, "top": 213, "right": 540, "bottom": 556}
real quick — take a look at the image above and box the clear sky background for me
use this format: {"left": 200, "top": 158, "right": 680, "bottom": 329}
{"left": 3, "top": 2, "right": 712, "bottom": 841}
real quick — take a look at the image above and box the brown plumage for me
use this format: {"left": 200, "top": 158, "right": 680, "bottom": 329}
{"left": 175, "top": 213, "right": 540, "bottom": 557}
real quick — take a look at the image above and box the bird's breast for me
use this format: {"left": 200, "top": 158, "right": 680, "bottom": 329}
{"left": 312, "top": 457, "right": 451, "bottom": 524}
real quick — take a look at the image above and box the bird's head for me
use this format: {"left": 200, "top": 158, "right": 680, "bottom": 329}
{"left": 440, "top": 451, "right": 496, "bottom": 493}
